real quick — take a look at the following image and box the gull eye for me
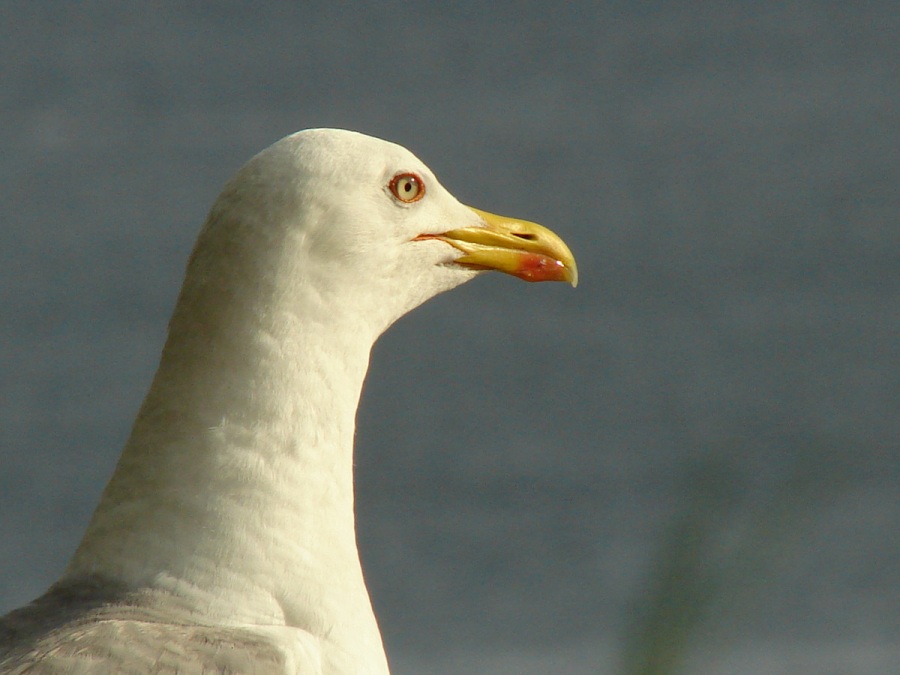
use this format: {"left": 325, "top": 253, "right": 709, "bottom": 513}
{"left": 389, "top": 172, "right": 425, "bottom": 203}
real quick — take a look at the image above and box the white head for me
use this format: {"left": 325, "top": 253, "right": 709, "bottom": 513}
{"left": 173, "top": 128, "right": 577, "bottom": 344}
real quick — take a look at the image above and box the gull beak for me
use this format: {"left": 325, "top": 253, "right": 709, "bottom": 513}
{"left": 422, "top": 207, "right": 578, "bottom": 287}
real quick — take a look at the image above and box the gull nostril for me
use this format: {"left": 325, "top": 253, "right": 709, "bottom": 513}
{"left": 513, "top": 233, "right": 537, "bottom": 241}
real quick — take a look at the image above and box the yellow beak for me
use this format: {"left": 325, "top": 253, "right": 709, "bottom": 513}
{"left": 427, "top": 207, "right": 578, "bottom": 287}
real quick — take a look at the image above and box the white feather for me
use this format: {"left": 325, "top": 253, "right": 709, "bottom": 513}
{"left": 1, "top": 129, "right": 485, "bottom": 674}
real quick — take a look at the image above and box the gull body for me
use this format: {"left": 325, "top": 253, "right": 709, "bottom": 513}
{"left": 0, "top": 129, "right": 576, "bottom": 673}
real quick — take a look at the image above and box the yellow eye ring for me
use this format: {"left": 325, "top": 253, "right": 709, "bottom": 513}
{"left": 389, "top": 172, "right": 425, "bottom": 203}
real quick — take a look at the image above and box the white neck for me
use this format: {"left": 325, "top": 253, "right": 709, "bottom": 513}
{"left": 65, "top": 228, "right": 390, "bottom": 671}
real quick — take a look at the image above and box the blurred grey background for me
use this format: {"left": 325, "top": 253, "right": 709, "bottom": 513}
{"left": 1, "top": 2, "right": 897, "bottom": 673}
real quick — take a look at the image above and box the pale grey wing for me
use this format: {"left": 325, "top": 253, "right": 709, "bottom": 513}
{"left": 0, "top": 619, "right": 293, "bottom": 675}
{"left": 0, "top": 577, "right": 315, "bottom": 674}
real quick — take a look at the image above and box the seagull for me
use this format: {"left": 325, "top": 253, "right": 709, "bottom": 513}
{"left": 0, "top": 129, "right": 577, "bottom": 674}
